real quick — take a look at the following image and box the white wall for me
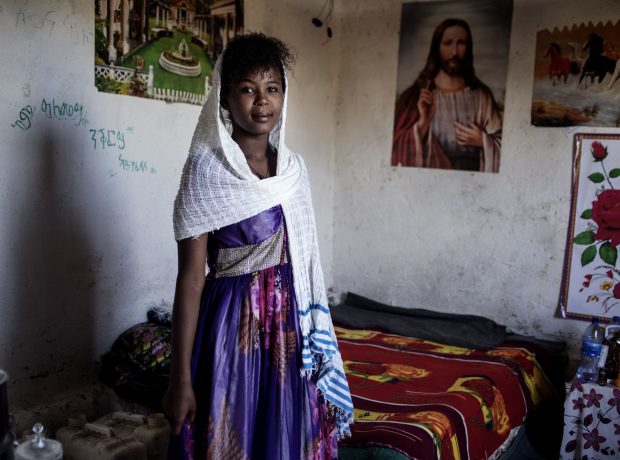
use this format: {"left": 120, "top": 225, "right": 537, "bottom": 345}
{"left": 0, "top": 0, "right": 337, "bottom": 401}
{"left": 331, "top": 0, "right": 620, "bottom": 361}
{"left": 3, "top": 0, "right": 617, "bottom": 403}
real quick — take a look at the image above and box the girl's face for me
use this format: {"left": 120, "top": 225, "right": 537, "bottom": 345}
{"left": 224, "top": 66, "right": 284, "bottom": 140}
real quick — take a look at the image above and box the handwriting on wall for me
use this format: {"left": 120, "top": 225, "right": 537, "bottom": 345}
{"left": 2, "top": 4, "right": 158, "bottom": 175}
{"left": 63, "top": 13, "right": 94, "bottom": 46}
{"left": 11, "top": 97, "right": 157, "bottom": 175}
{"left": 11, "top": 97, "right": 88, "bottom": 130}
{"left": 41, "top": 98, "right": 88, "bottom": 127}
{"left": 90, "top": 129, "right": 126, "bottom": 151}
{"left": 15, "top": 8, "right": 56, "bottom": 36}
{"left": 1, "top": 5, "right": 93, "bottom": 46}
{"left": 11, "top": 105, "right": 34, "bottom": 130}
{"left": 119, "top": 154, "right": 157, "bottom": 174}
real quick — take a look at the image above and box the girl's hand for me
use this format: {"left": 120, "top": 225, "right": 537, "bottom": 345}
{"left": 162, "top": 380, "right": 197, "bottom": 435}
{"left": 454, "top": 121, "right": 483, "bottom": 147}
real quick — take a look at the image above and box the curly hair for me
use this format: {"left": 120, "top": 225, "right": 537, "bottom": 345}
{"left": 220, "top": 33, "right": 294, "bottom": 101}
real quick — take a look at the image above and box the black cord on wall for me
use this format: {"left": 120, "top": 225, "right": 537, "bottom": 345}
{"left": 311, "top": 0, "right": 333, "bottom": 43}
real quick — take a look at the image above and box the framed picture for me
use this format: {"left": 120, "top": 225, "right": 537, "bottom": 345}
{"left": 93, "top": 0, "right": 244, "bottom": 106}
{"left": 531, "top": 19, "right": 620, "bottom": 128}
{"left": 560, "top": 133, "right": 620, "bottom": 320}
{"left": 390, "top": 0, "right": 513, "bottom": 173}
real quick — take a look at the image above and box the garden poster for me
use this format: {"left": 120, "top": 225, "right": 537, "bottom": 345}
{"left": 561, "top": 134, "right": 620, "bottom": 320}
{"left": 94, "top": 0, "right": 244, "bottom": 106}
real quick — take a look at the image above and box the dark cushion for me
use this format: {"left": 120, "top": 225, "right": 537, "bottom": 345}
{"left": 331, "top": 292, "right": 507, "bottom": 350}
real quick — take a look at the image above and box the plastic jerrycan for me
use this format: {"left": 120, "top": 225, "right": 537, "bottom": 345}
{"left": 56, "top": 417, "right": 146, "bottom": 460}
{"left": 93, "top": 412, "right": 169, "bottom": 460}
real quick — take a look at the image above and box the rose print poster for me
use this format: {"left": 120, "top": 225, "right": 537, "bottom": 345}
{"left": 560, "top": 133, "right": 620, "bottom": 320}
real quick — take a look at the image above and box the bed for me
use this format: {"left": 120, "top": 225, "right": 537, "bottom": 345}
{"left": 332, "top": 293, "right": 567, "bottom": 460}
{"left": 99, "top": 294, "right": 567, "bottom": 459}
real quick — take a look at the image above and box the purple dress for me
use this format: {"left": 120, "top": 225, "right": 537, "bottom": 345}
{"left": 168, "top": 205, "right": 338, "bottom": 460}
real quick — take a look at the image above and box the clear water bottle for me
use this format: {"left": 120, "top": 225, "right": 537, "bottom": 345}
{"left": 14, "top": 424, "right": 62, "bottom": 460}
{"left": 576, "top": 318, "right": 605, "bottom": 382}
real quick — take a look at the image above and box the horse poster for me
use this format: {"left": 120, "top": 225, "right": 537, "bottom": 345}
{"left": 532, "top": 20, "right": 620, "bottom": 127}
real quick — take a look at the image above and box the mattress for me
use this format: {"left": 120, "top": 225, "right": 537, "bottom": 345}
{"left": 332, "top": 293, "right": 565, "bottom": 460}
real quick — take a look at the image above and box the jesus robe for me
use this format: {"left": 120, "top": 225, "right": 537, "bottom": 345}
{"left": 392, "top": 85, "right": 502, "bottom": 172}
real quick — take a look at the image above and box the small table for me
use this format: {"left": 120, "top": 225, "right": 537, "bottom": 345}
{"left": 561, "top": 380, "right": 620, "bottom": 459}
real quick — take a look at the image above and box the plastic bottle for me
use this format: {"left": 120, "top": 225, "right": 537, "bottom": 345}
{"left": 14, "top": 424, "right": 62, "bottom": 460}
{"left": 576, "top": 318, "right": 605, "bottom": 382}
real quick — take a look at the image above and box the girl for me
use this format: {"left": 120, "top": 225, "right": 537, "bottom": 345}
{"left": 163, "top": 33, "right": 353, "bottom": 459}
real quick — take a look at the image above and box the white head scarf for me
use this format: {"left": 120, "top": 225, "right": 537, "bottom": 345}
{"left": 173, "top": 55, "right": 353, "bottom": 437}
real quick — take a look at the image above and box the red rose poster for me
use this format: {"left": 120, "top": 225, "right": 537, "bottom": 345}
{"left": 561, "top": 133, "right": 620, "bottom": 320}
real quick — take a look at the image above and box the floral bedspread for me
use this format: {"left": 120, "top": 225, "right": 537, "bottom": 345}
{"left": 335, "top": 326, "right": 556, "bottom": 460}
{"left": 562, "top": 380, "right": 620, "bottom": 459}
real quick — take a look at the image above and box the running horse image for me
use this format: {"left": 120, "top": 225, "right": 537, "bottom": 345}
{"left": 603, "top": 41, "right": 620, "bottom": 90}
{"left": 579, "top": 32, "right": 616, "bottom": 88}
{"left": 544, "top": 42, "right": 579, "bottom": 85}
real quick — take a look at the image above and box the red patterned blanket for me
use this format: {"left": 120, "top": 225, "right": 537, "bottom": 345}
{"left": 336, "top": 326, "right": 556, "bottom": 459}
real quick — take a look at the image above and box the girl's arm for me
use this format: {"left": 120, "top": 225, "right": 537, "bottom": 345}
{"left": 162, "top": 234, "right": 208, "bottom": 435}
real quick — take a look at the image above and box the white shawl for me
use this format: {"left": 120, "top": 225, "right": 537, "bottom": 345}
{"left": 173, "top": 57, "right": 353, "bottom": 437}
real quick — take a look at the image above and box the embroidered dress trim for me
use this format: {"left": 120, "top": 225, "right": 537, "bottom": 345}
{"left": 215, "top": 224, "right": 286, "bottom": 278}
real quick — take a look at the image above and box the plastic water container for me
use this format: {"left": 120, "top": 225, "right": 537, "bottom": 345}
{"left": 56, "top": 418, "right": 146, "bottom": 460}
{"left": 576, "top": 318, "right": 605, "bottom": 382}
{"left": 92, "top": 412, "right": 169, "bottom": 460}
{"left": 57, "top": 411, "right": 169, "bottom": 460}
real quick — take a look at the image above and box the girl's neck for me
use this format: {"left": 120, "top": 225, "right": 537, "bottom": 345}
{"left": 232, "top": 132, "right": 270, "bottom": 161}
{"left": 233, "top": 133, "right": 276, "bottom": 178}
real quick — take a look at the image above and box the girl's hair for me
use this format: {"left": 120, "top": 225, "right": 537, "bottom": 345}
{"left": 220, "top": 33, "right": 294, "bottom": 101}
